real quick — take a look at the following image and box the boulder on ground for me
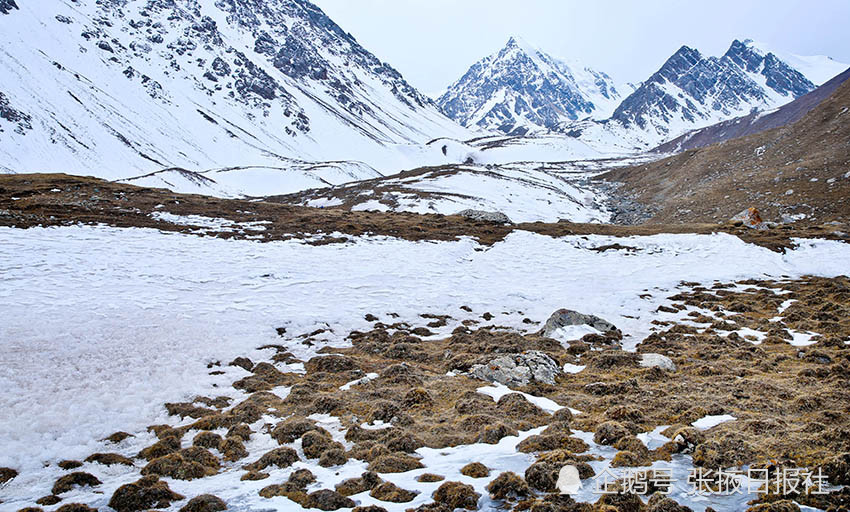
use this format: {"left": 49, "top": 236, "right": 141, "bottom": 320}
{"left": 730, "top": 207, "right": 768, "bottom": 230}
{"left": 541, "top": 309, "right": 618, "bottom": 337}
{"left": 456, "top": 209, "right": 512, "bottom": 224}
{"left": 640, "top": 353, "right": 677, "bottom": 371}
{"left": 471, "top": 350, "right": 561, "bottom": 387}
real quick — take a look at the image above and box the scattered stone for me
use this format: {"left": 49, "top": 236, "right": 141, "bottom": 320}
{"left": 541, "top": 309, "right": 618, "bottom": 336}
{"left": 730, "top": 207, "right": 768, "bottom": 229}
{"left": 471, "top": 350, "right": 561, "bottom": 387}
{"left": 52, "top": 472, "right": 102, "bottom": 495}
{"left": 431, "top": 481, "right": 480, "bottom": 510}
{"left": 108, "top": 475, "right": 184, "bottom": 512}
{"left": 57, "top": 461, "right": 83, "bottom": 470}
{"left": 486, "top": 471, "right": 530, "bottom": 500}
{"left": 179, "top": 494, "right": 226, "bottom": 512}
{"left": 460, "top": 462, "right": 489, "bottom": 478}
{"left": 456, "top": 209, "right": 512, "bottom": 224}
{"left": 640, "top": 353, "right": 677, "bottom": 371}
{"left": 353, "top": 507, "right": 388, "bottom": 512}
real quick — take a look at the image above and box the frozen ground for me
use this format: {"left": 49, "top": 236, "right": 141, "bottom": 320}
{"left": 1, "top": 225, "right": 849, "bottom": 510}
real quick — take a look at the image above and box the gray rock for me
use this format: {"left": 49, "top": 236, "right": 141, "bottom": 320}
{"left": 456, "top": 209, "right": 512, "bottom": 224}
{"left": 540, "top": 309, "right": 618, "bottom": 337}
{"left": 639, "top": 353, "right": 676, "bottom": 371}
{"left": 471, "top": 350, "right": 561, "bottom": 387}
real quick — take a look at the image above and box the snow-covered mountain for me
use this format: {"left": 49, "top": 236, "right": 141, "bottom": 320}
{"left": 437, "top": 37, "right": 626, "bottom": 135}
{"left": 0, "top": 0, "right": 468, "bottom": 182}
{"left": 610, "top": 40, "right": 815, "bottom": 137}
{"left": 565, "top": 39, "right": 848, "bottom": 152}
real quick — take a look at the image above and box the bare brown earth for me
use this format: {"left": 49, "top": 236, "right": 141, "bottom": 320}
{"left": 1, "top": 173, "right": 848, "bottom": 253}
{"left": 600, "top": 71, "right": 850, "bottom": 225}
{"left": 10, "top": 276, "right": 850, "bottom": 512}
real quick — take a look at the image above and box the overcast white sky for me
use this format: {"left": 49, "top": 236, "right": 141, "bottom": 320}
{"left": 312, "top": 0, "right": 850, "bottom": 97}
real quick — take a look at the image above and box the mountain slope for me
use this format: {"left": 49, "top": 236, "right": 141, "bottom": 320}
{"left": 654, "top": 66, "right": 850, "bottom": 153}
{"left": 0, "top": 0, "right": 468, "bottom": 182}
{"left": 600, "top": 67, "right": 850, "bottom": 224}
{"left": 438, "top": 37, "right": 624, "bottom": 135}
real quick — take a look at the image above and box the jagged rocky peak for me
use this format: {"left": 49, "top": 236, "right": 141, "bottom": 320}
{"left": 610, "top": 39, "right": 817, "bottom": 136}
{"left": 0, "top": 0, "right": 18, "bottom": 15}
{"left": 723, "top": 39, "right": 814, "bottom": 96}
{"left": 438, "top": 36, "right": 624, "bottom": 135}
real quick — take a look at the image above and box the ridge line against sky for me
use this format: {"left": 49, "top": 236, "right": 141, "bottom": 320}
{"left": 312, "top": 0, "right": 850, "bottom": 97}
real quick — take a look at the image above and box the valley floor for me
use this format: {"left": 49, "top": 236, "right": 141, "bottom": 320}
{"left": 1, "top": 175, "right": 849, "bottom": 512}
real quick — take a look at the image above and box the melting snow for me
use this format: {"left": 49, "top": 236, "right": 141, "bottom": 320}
{"left": 692, "top": 414, "right": 737, "bottom": 430}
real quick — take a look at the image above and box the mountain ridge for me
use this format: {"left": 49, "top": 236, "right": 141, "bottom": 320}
{"left": 437, "top": 37, "right": 625, "bottom": 135}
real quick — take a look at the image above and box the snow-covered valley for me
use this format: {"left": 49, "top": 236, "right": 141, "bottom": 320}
{"left": 1, "top": 223, "right": 849, "bottom": 511}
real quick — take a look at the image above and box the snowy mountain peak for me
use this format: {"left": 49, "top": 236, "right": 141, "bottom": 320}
{"left": 438, "top": 38, "right": 624, "bottom": 135}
